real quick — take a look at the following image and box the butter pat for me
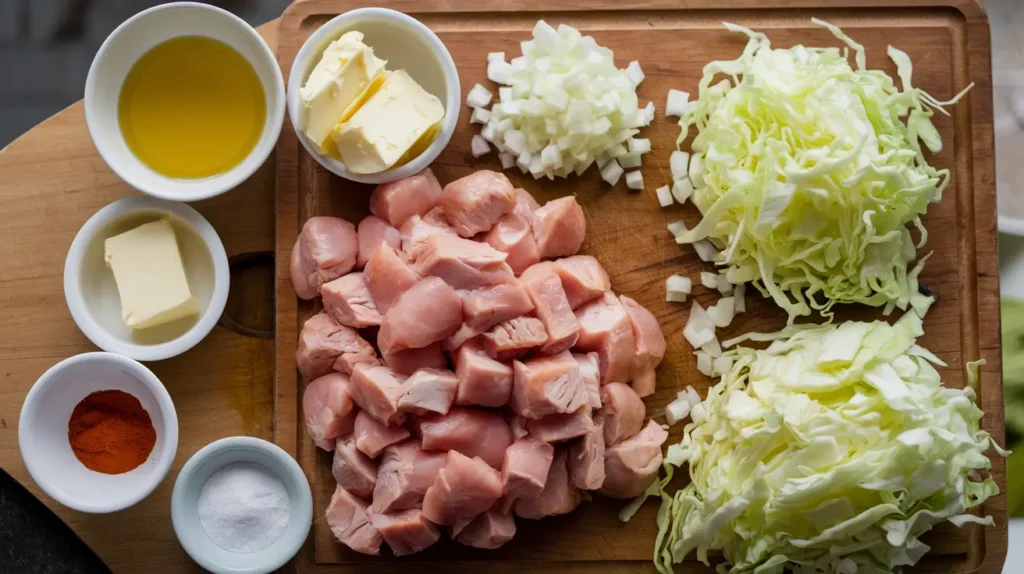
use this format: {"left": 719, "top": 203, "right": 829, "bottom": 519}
{"left": 104, "top": 219, "right": 199, "bottom": 330}
{"left": 300, "top": 31, "right": 386, "bottom": 154}
{"left": 334, "top": 70, "right": 445, "bottom": 174}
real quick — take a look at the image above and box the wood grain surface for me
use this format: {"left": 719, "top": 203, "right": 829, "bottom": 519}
{"left": 275, "top": 1, "right": 1006, "bottom": 573}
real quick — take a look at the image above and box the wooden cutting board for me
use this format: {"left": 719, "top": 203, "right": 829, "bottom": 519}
{"left": 274, "top": 1, "right": 1005, "bottom": 572}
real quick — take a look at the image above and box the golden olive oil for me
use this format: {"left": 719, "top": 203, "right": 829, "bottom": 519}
{"left": 119, "top": 36, "right": 266, "bottom": 179}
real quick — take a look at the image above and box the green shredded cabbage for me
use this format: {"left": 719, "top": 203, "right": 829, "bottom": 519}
{"left": 670, "top": 19, "right": 971, "bottom": 323}
{"left": 651, "top": 314, "right": 1004, "bottom": 574}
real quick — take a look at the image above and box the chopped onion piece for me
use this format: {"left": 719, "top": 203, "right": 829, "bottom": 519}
{"left": 671, "top": 178, "right": 694, "bottom": 204}
{"left": 708, "top": 297, "right": 736, "bottom": 328}
{"left": 504, "top": 130, "right": 526, "bottom": 155}
{"left": 466, "top": 83, "right": 493, "bottom": 108}
{"left": 670, "top": 151, "right": 691, "bottom": 181}
{"left": 696, "top": 351, "right": 714, "bottom": 377}
{"left": 487, "top": 51, "right": 506, "bottom": 63}
{"left": 692, "top": 239, "right": 720, "bottom": 262}
{"left": 701, "top": 337, "right": 722, "bottom": 358}
{"left": 596, "top": 151, "right": 612, "bottom": 169}
{"left": 626, "top": 61, "right": 645, "bottom": 86}
{"left": 684, "top": 386, "right": 701, "bottom": 405}
{"left": 666, "top": 275, "right": 692, "bottom": 303}
{"left": 734, "top": 283, "right": 747, "bottom": 313}
{"left": 487, "top": 59, "right": 512, "bottom": 84}
{"left": 498, "top": 152, "right": 516, "bottom": 169}
{"left": 618, "top": 153, "right": 642, "bottom": 169}
{"left": 716, "top": 276, "right": 734, "bottom": 296}
{"left": 667, "top": 220, "right": 688, "bottom": 236}
{"left": 684, "top": 301, "right": 716, "bottom": 348}
{"left": 516, "top": 150, "right": 532, "bottom": 174}
{"left": 628, "top": 138, "right": 651, "bottom": 154}
{"left": 656, "top": 185, "right": 673, "bottom": 207}
{"left": 712, "top": 356, "right": 733, "bottom": 377}
{"left": 470, "top": 135, "right": 491, "bottom": 157}
{"left": 470, "top": 106, "right": 491, "bottom": 125}
{"left": 666, "top": 396, "right": 693, "bottom": 426}
{"left": 700, "top": 272, "right": 718, "bottom": 289}
{"left": 606, "top": 143, "right": 627, "bottom": 158}
{"left": 601, "top": 160, "right": 624, "bottom": 186}
{"left": 665, "top": 89, "right": 690, "bottom": 117}
{"left": 688, "top": 151, "right": 705, "bottom": 187}
{"left": 625, "top": 170, "right": 644, "bottom": 190}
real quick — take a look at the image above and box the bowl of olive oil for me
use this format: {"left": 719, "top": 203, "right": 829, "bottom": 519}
{"left": 85, "top": 2, "right": 285, "bottom": 202}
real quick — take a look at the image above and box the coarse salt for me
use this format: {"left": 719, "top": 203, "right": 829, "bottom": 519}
{"left": 197, "top": 462, "right": 291, "bottom": 554}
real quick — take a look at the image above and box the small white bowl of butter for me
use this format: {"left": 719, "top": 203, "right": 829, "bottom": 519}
{"left": 64, "top": 197, "right": 230, "bottom": 361}
{"left": 287, "top": 8, "right": 460, "bottom": 184}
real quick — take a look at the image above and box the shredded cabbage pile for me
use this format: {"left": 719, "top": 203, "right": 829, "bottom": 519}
{"left": 650, "top": 313, "right": 1003, "bottom": 574}
{"left": 672, "top": 20, "right": 971, "bottom": 323}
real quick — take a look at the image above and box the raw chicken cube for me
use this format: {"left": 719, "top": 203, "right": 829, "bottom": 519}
{"left": 553, "top": 255, "right": 610, "bottom": 309}
{"left": 422, "top": 451, "right": 503, "bottom": 525}
{"left": 620, "top": 295, "right": 666, "bottom": 397}
{"left": 333, "top": 351, "right": 381, "bottom": 376}
{"left": 397, "top": 368, "right": 458, "bottom": 416}
{"left": 461, "top": 282, "right": 535, "bottom": 332}
{"left": 378, "top": 277, "right": 462, "bottom": 356}
{"left": 454, "top": 339, "right": 513, "bottom": 407}
{"left": 510, "top": 351, "right": 587, "bottom": 419}
{"left": 333, "top": 437, "right": 378, "bottom": 499}
{"left": 356, "top": 215, "right": 401, "bottom": 269}
{"left": 443, "top": 322, "right": 483, "bottom": 352}
{"left": 303, "top": 372, "right": 356, "bottom": 450}
{"left": 452, "top": 508, "right": 516, "bottom": 549}
{"left": 485, "top": 210, "right": 541, "bottom": 275}
{"left": 364, "top": 244, "right": 422, "bottom": 314}
{"left": 372, "top": 439, "right": 448, "bottom": 513}
{"left": 440, "top": 170, "right": 516, "bottom": 237}
{"left": 349, "top": 364, "right": 407, "bottom": 426}
{"left": 504, "top": 409, "right": 529, "bottom": 440}
{"left": 370, "top": 509, "right": 440, "bottom": 557}
{"left": 597, "top": 382, "right": 646, "bottom": 446}
{"left": 326, "top": 486, "right": 382, "bottom": 555}
{"left": 525, "top": 407, "right": 594, "bottom": 443}
{"left": 499, "top": 437, "right": 554, "bottom": 513}
{"left": 574, "top": 292, "right": 636, "bottom": 384}
{"left": 483, "top": 316, "right": 547, "bottom": 361}
{"left": 514, "top": 448, "right": 581, "bottom": 519}
{"left": 321, "top": 272, "right": 381, "bottom": 328}
{"left": 369, "top": 167, "right": 444, "bottom": 227}
{"left": 290, "top": 216, "right": 359, "bottom": 299}
{"left": 600, "top": 420, "right": 668, "bottom": 498}
{"left": 353, "top": 410, "right": 410, "bottom": 458}
{"left": 398, "top": 208, "right": 456, "bottom": 259}
{"left": 531, "top": 196, "right": 585, "bottom": 258}
{"left": 382, "top": 342, "right": 446, "bottom": 376}
{"left": 574, "top": 352, "right": 602, "bottom": 409}
{"left": 409, "top": 234, "right": 516, "bottom": 290}
{"left": 518, "top": 262, "right": 580, "bottom": 354}
{"left": 296, "top": 312, "right": 376, "bottom": 380}
{"left": 512, "top": 187, "right": 540, "bottom": 213}
{"left": 568, "top": 419, "right": 605, "bottom": 490}
{"left": 414, "top": 406, "right": 513, "bottom": 470}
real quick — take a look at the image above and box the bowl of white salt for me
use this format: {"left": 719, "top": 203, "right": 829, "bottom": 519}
{"left": 171, "top": 436, "right": 313, "bottom": 574}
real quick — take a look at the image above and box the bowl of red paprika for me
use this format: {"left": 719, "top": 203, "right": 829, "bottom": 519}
{"left": 19, "top": 352, "right": 178, "bottom": 513}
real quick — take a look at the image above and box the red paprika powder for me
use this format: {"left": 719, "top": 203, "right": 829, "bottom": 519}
{"left": 67, "top": 390, "right": 156, "bottom": 474}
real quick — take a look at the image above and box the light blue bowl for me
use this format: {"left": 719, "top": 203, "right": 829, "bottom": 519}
{"left": 171, "top": 437, "right": 313, "bottom": 573}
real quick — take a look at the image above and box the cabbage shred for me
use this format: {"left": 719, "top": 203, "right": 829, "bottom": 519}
{"left": 672, "top": 20, "right": 971, "bottom": 323}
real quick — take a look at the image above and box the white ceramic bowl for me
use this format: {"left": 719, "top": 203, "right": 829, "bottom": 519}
{"left": 84, "top": 2, "right": 285, "bottom": 202}
{"left": 287, "top": 7, "right": 461, "bottom": 185}
{"left": 64, "top": 196, "right": 230, "bottom": 361}
{"left": 19, "top": 352, "right": 178, "bottom": 513}
{"left": 171, "top": 437, "right": 313, "bottom": 574}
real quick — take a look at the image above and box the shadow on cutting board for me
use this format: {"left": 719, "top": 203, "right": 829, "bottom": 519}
{"left": 0, "top": 467, "right": 110, "bottom": 574}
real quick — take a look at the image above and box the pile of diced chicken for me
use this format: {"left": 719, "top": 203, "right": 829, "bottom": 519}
{"left": 291, "top": 168, "right": 669, "bottom": 557}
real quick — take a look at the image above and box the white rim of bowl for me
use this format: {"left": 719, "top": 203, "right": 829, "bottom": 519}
{"left": 63, "top": 197, "right": 230, "bottom": 361}
{"left": 171, "top": 436, "right": 313, "bottom": 574}
{"left": 84, "top": 1, "right": 285, "bottom": 202}
{"left": 19, "top": 352, "right": 179, "bottom": 513}
{"left": 286, "top": 7, "right": 461, "bottom": 185}
{"left": 1000, "top": 215, "right": 1024, "bottom": 237}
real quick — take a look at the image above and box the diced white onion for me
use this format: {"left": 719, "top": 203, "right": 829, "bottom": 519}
{"left": 670, "top": 150, "right": 690, "bottom": 181}
{"left": 693, "top": 239, "right": 720, "bottom": 262}
{"left": 734, "top": 283, "right": 747, "bottom": 313}
{"left": 626, "top": 61, "right": 645, "bottom": 86}
{"left": 716, "top": 275, "right": 734, "bottom": 296}
{"left": 683, "top": 301, "right": 716, "bottom": 348}
{"left": 713, "top": 356, "right": 734, "bottom": 376}
{"left": 696, "top": 351, "right": 714, "bottom": 377}
{"left": 689, "top": 151, "right": 705, "bottom": 186}
{"left": 487, "top": 51, "right": 506, "bottom": 63}
{"left": 504, "top": 130, "right": 526, "bottom": 155}
{"left": 516, "top": 149, "right": 532, "bottom": 174}
{"left": 684, "top": 385, "right": 701, "bottom": 405}
{"left": 665, "top": 396, "right": 692, "bottom": 426}
{"left": 628, "top": 138, "right": 651, "bottom": 154}
{"left": 470, "top": 106, "right": 491, "bottom": 125}
{"left": 470, "top": 135, "right": 491, "bottom": 157}
{"left": 708, "top": 297, "right": 736, "bottom": 328}
{"left": 701, "top": 337, "right": 722, "bottom": 358}
{"left": 656, "top": 185, "right": 673, "bottom": 207}
{"left": 671, "top": 178, "right": 694, "bottom": 204}
{"left": 601, "top": 160, "right": 624, "bottom": 186}
{"left": 700, "top": 272, "right": 718, "bottom": 289}
{"left": 625, "top": 170, "right": 644, "bottom": 190}
{"left": 665, "top": 89, "right": 690, "bottom": 117}
{"left": 666, "top": 274, "right": 691, "bottom": 302}
{"left": 498, "top": 152, "right": 516, "bottom": 169}
{"left": 466, "top": 83, "right": 493, "bottom": 108}
{"left": 487, "top": 59, "right": 512, "bottom": 84}
{"left": 618, "top": 153, "right": 642, "bottom": 169}
{"left": 667, "top": 220, "right": 688, "bottom": 236}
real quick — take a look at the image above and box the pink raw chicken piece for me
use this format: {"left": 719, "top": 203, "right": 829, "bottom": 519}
{"left": 568, "top": 418, "right": 605, "bottom": 490}
{"left": 296, "top": 313, "right": 376, "bottom": 380}
{"left": 322, "top": 272, "right": 381, "bottom": 328}
{"left": 302, "top": 372, "right": 356, "bottom": 450}
{"left": 378, "top": 277, "right": 463, "bottom": 357}
{"left": 333, "top": 352, "right": 381, "bottom": 376}
{"left": 600, "top": 420, "right": 668, "bottom": 498}
{"left": 333, "top": 437, "right": 378, "bottom": 499}
{"left": 356, "top": 215, "right": 401, "bottom": 269}
{"left": 409, "top": 234, "right": 516, "bottom": 290}
{"left": 518, "top": 262, "right": 579, "bottom": 354}
{"left": 382, "top": 342, "right": 446, "bottom": 376}
{"left": 461, "top": 282, "right": 535, "bottom": 332}
{"left": 597, "top": 382, "right": 646, "bottom": 446}
{"left": 370, "top": 509, "right": 441, "bottom": 557}
{"left": 290, "top": 216, "right": 359, "bottom": 299}
{"left": 574, "top": 292, "right": 636, "bottom": 385}
{"left": 553, "top": 255, "right": 610, "bottom": 310}
{"left": 326, "top": 486, "right": 382, "bottom": 555}
{"left": 415, "top": 406, "right": 513, "bottom": 470}
{"left": 399, "top": 209, "right": 456, "bottom": 259}
{"left": 444, "top": 322, "right": 483, "bottom": 353}
{"left": 452, "top": 508, "right": 516, "bottom": 549}
{"left": 499, "top": 437, "right": 554, "bottom": 513}
{"left": 454, "top": 339, "right": 513, "bottom": 408}
{"left": 485, "top": 192, "right": 541, "bottom": 275}
{"left": 574, "top": 352, "right": 602, "bottom": 409}
{"left": 531, "top": 196, "right": 585, "bottom": 258}
{"left": 369, "top": 167, "right": 443, "bottom": 227}
{"left": 440, "top": 170, "right": 516, "bottom": 237}
{"left": 504, "top": 409, "right": 529, "bottom": 440}
{"left": 364, "top": 244, "right": 421, "bottom": 314}
{"left": 397, "top": 368, "right": 458, "bottom": 416}
{"left": 510, "top": 351, "right": 587, "bottom": 419}
{"left": 525, "top": 407, "right": 593, "bottom": 443}
{"left": 349, "top": 364, "right": 407, "bottom": 426}
{"left": 352, "top": 410, "right": 410, "bottom": 458}
{"left": 620, "top": 295, "right": 666, "bottom": 398}
{"left": 372, "top": 439, "right": 448, "bottom": 513}
{"left": 422, "top": 451, "right": 503, "bottom": 526}
{"left": 514, "top": 448, "right": 581, "bottom": 519}
{"left": 483, "top": 317, "right": 548, "bottom": 361}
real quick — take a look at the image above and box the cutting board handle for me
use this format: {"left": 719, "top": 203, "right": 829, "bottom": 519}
{"left": 219, "top": 251, "right": 275, "bottom": 339}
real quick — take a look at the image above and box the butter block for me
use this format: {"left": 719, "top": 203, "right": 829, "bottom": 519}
{"left": 104, "top": 219, "right": 199, "bottom": 330}
{"left": 300, "top": 31, "right": 387, "bottom": 154}
{"left": 333, "top": 69, "right": 445, "bottom": 174}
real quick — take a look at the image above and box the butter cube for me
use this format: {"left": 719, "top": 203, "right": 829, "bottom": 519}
{"left": 333, "top": 70, "right": 445, "bottom": 174}
{"left": 104, "top": 219, "right": 199, "bottom": 330}
{"left": 300, "top": 31, "right": 387, "bottom": 154}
